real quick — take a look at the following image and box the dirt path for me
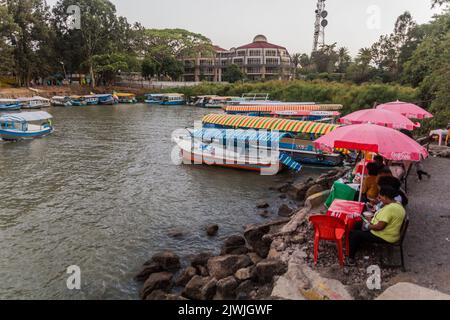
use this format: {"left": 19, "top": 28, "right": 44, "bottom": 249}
{"left": 390, "top": 157, "right": 450, "bottom": 294}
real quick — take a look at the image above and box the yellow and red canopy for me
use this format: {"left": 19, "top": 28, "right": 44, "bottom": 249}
{"left": 224, "top": 104, "right": 343, "bottom": 113}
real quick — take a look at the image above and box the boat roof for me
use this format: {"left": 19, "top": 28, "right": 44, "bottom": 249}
{"left": 93, "top": 94, "right": 113, "bottom": 98}
{"left": 52, "top": 96, "right": 68, "bottom": 99}
{"left": 0, "top": 111, "right": 53, "bottom": 122}
{"left": 202, "top": 114, "right": 340, "bottom": 135}
{"left": 116, "top": 93, "right": 135, "bottom": 97}
{"left": 0, "top": 98, "right": 19, "bottom": 102}
{"left": 191, "top": 128, "right": 293, "bottom": 143}
{"left": 18, "top": 96, "right": 50, "bottom": 102}
{"left": 145, "top": 93, "right": 165, "bottom": 97}
{"left": 271, "top": 110, "right": 341, "bottom": 116}
{"left": 225, "top": 104, "right": 343, "bottom": 112}
{"left": 164, "top": 93, "right": 184, "bottom": 97}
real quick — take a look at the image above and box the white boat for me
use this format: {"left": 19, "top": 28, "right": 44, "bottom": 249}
{"left": 0, "top": 99, "right": 21, "bottom": 111}
{"left": 51, "top": 96, "right": 72, "bottom": 107}
{"left": 0, "top": 111, "right": 54, "bottom": 141}
{"left": 18, "top": 96, "right": 51, "bottom": 109}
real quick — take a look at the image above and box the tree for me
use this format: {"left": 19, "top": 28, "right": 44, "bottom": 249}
{"left": 0, "top": 2, "right": 17, "bottom": 75}
{"left": 91, "top": 53, "right": 139, "bottom": 85}
{"left": 311, "top": 43, "right": 339, "bottom": 73}
{"left": 345, "top": 48, "right": 376, "bottom": 84}
{"left": 223, "top": 64, "right": 244, "bottom": 83}
{"left": 336, "top": 47, "right": 352, "bottom": 73}
{"left": 432, "top": 0, "right": 450, "bottom": 8}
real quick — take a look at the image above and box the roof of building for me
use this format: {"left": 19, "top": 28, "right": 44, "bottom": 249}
{"left": 212, "top": 45, "right": 227, "bottom": 52}
{"left": 237, "top": 34, "right": 287, "bottom": 50}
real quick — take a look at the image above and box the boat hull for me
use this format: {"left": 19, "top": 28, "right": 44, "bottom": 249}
{"left": 0, "top": 104, "right": 21, "bottom": 111}
{"left": 160, "top": 100, "right": 185, "bottom": 106}
{"left": 0, "top": 127, "right": 53, "bottom": 140}
{"left": 71, "top": 101, "right": 87, "bottom": 106}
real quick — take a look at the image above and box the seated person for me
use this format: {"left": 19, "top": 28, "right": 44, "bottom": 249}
{"left": 377, "top": 166, "right": 393, "bottom": 178}
{"left": 369, "top": 176, "right": 408, "bottom": 211}
{"left": 373, "top": 155, "right": 388, "bottom": 171}
{"left": 361, "top": 162, "right": 379, "bottom": 202}
{"left": 348, "top": 186, "right": 406, "bottom": 265}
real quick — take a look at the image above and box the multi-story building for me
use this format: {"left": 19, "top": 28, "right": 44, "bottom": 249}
{"left": 181, "top": 35, "right": 293, "bottom": 82}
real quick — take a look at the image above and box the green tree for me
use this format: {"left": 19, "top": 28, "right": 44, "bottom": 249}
{"left": 0, "top": 2, "right": 17, "bottom": 75}
{"left": 91, "top": 53, "right": 139, "bottom": 85}
{"left": 311, "top": 43, "right": 339, "bottom": 73}
{"left": 223, "top": 64, "right": 244, "bottom": 83}
{"left": 345, "top": 48, "right": 376, "bottom": 84}
{"left": 336, "top": 47, "right": 352, "bottom": 73}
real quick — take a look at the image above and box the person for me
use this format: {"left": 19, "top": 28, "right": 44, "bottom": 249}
{"left": 416, "top": 159, "right": 431, "bottom": 181}
{"left": 371, "top": 176, "right": 408, "bottom": 209}
{"left": 361, "top": 162, "right": 379, "bottom": 202}
{"left": 373, "top": 155, "right": 387, "bottom": 171}
{"left": 347, "top": 185, "right": 406, "bottom": 266}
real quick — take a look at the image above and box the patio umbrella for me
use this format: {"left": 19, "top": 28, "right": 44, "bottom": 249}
{"left": 376, "top": 100, "right": 433, "bottom": 119}
{"left": 339, "top": 109, "right": 419, "bottom": 130}
{"left": 314, "top": 123, "right": 428, "bottom": 201}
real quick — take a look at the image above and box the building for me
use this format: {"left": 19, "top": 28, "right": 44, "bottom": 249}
{"left": 181, "top": 35, "right": 293, "bottom": 82}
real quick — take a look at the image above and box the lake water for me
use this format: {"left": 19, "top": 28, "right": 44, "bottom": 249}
{"left": 0, "top": 104, "right": 322, "bottom": 299}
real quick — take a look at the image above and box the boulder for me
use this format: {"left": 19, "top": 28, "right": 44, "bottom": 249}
{"left": 256, "top": 201, "right": 270, "bottom": 209}
{"left": 288, "top": 181, "right": 311, "bottom": 200}
{"left": 145, "top": 290, "right": 188, "bottom": 300}
{"left": 134, "top": 262, "right": 163, "bottom": 282}
{"left": 236, "top": 280, "right": 257, "bottom": 300}
{"left": 207, "top": 255, "right": 252, "bottom": 280}
{"left": 258, "top": 210, "right": 271, "bottom": 218}
{"left": 305, "top": 184, "right": 325, "bottom": 199}
{"left": 206, "top": 224, "right": 219, "bottom": 236}
{"left": 274, "top": 183, "right": 290, "bottom": 193}
{"left": 191, "top": 252, "right": 213, "bottom": 268}
{"left": 182, "top": 276, "right": 217, "bottom": 300}
{"left": 235, "top": 267, "right": 253, "bottom": 281}
{"left": 221, "top": 235, "right": 248, "bottom": 255}
{"left": 244, "top": 225, "right": 272, "bottom": 258}
{"left": 278, "top": 204, "right": 294, "bottom": 217}
{"left": 196, "top": 265, "right": 209, "bottom": 277}
{"left": 251, "top": 259, "right": 288, "bottom": 284}
{"left": 146, "top": 250, "right": 181, "bottom": 272}
{"left": 175, "top": 266, "right": 198, "bottom": 287}
{"left": 167, "top": 228, "right": 185, "bottom": 238}
{"left": 140, "top": 272, "right": 173, "bottom": 299}
{"left": 305, "top": 190, "right": 331, "bottom": 209}
{"left": 216, "top": 276, "right": 239, "bottom": 300}
{"left": 247, "top": 252, "right": 263, "bottom": 265}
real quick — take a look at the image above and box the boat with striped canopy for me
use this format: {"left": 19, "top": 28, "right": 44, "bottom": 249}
{"left": 202, "top": 114, "right": 344, "bottom": 166}
{"left": 224, "top": 104, "right": 343, "bottom": 115}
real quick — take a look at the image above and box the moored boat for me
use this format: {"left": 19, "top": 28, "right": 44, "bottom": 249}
{"left": 160, "top": 93, "right": 185, "bottom": 105}
{"left": 84, "top": 95, "right": 100, "bottom": 105}
{"left": 224, "top": 103, "right": 343, "bottom": 116}
{"left": 51, "top": 96, "right": 72, "bottom": 107}
{"left": 94, "top": 94, "right": 115, "bottom": 105}
{"left": 116, "top": 93, "right": 137, "bottom": 104}
{"left": 18, "top": 96, "right": 50, "bottom": 109}
{"left": 0, "top": 111, "right": 54, "bottom": 141}
{"left": 144, "top": 94, "right": 164, "bottom": 104}
{"left": 0, "top": 99, "right": 21, "bottom": 111}
{"left": 70, "top": 96, "right": 87, "bottom": 106}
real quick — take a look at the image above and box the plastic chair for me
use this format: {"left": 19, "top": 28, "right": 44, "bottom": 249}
{"left": 309, "top": 215, "right": 346, "bottom": 267}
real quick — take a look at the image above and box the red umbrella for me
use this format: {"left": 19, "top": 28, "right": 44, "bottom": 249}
{"left": 376, "top": 100, "right": 433, "bottom": 119}
{"left": 314, "top": 123, "right": 428, "bottom": 201}
{"left": 339, "top": 109, "right": 419, "bottom": 130}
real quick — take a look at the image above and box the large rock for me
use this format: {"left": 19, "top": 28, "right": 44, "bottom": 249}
{"left": 236, "top": 280, "right": 257, "bottom": 300}
{"left": 207, "top": 255, "right": 252, "bottom": 280}
{"left": 191, "top": 252, "right": 213, "bottom": 268}
{"left": 175, "top": 266, "right": 198, "bottom": 287}
{"left": 134, "top": 262, "right": 163, "bottom": 282}
{"left": 140, "top": 272, "right": 173, "bottom": 299}
{"left": 251, "top": 259, "right": 288, "bottom": 284}
{"left": 146, "top": 250, "right": 181, "bottom": 272}
{"left": 235, "top": 267, "right": 253, "bottom": 281}
{"left": 216, "top": 276, "right": 239, "bottom": 300}
{"left": 244, "top": 225, "right": 272, "bottom": 258}
{"left": 288, "top": 181, "right": 311, "bottom": 200}
{"left": 256, "top": 201, "right": 270, "bottom": 209}
{"left": 305, "top": 184, "right": 325, "bottom": 199}
{"left": 206, "top": 224, "right": 219, "bottom": 236}
{"left": 278, "top": 204, "right": 294, "bottom": 217}
{"left": 221, "top": 235, "right": 248, "bottom": 255}
{"left": 145, "top": 290, "right": 188, "bottom": 300}
{"left": 183, "top": 276, "right": 217, "bottom": 300}
{"left": 376, "top": 283, "right": 450, "bottom": 300}
{"left": 305, "top": 190, "right": 331, "bottom": 209}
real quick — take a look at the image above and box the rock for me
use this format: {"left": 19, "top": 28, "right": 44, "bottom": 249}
{"left": 134, "top": 262, "right": 163, "bottom": 282}
{"left": 278, "top": 204, "right": 293, "bottom": 217}
{"left": 206, "top": 224, "right": 219, "bottom": 236}
{"left": 305, "top": 190, "right": 331, "bottom": 209}
{"left": 247, "top": 252, "right": 263, "bottom": 265}
{"left": 244, "top": 225, "right": 272, "bottom": 258}
{"left": 256, "top": 201, "right": 269, "bottom": 209}
{"left": 191, "top": 252, "right": 213, "bottom": 268}
{"left": 236, "top": 280, "right": 257, "bottom": 300}
{"left": 279, "top": 194, "right": 287, "bottom": 199}
{"left": 235, "top": 267, "right": 253, "bottom": 281}
{"left": 140, "top": 272, "right": 173, "bottom": 299}
{"left": 216, "top": 276, "right": 239, "bottom": 300}
{"left": 196, "top": 265, "right": 209, "bottom": 277}
{"left": 305, "top": 184, "right": 325, "bottom": 199}
{"left": 376, "top": 282, "right": 450, "bottom": 300}
{"left": 275, "top": 183, "right": 290, "bottom": 193}
{"left": 251, "top": 259, "right": 288, "bottom": 284}
{"left": 258, "top": 210, "right": 271, "bottom": 218}
{"left": 183, "top": 276, "right": 217, "bottom": 300}
{"left": 175, "top": 266, "right": 198, "bottom": 287}
{"left": 221, "top": 235, "right": 248, "bottom": 255}
{"left": 255, "top": 284, "right": 274, "bottom": 299}
{"left": 167, "top": 228, "right": 186, "bottom": 238}
{"left": 288, "top": 180, "right": 314, "bottom": 200}
{"left": 207, "top": 255, "right": 252, "bottom": 280}
{"left": 145, "top": 290, "right": 187, "bottom": 300}
{"left": 147, "top": 250, "right": 181, "bottom": 272}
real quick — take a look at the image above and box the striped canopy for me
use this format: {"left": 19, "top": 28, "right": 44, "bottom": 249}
{"left": 202, "top": 114, "right": 340, "bottom": 135}
{"left": 191, "top": 129, "right": 293, "bottom": 143}
{"left": 225, "top": 104, "right": 343, "bottom": 113}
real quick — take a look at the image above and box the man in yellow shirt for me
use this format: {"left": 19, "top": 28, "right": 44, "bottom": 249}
{"left": 362, "top": 162, "right": 380, "bottom": 201}
{"left": 348, "top": 185, "right": 406, "bottom": 265}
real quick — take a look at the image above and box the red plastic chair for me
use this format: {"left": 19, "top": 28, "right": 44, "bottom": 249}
{"left": 309, "top": 215, "right": 346, "bottom": 266}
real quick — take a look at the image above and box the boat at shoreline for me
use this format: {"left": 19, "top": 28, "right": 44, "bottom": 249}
{"left": 51, "top": 96, "right": 72, "bottom": 107}
{"left": 160, "top": 93, "right": 185, "bottom": 105}
{"left": 84, "top": 95, "right": 100, "bottom": 105}
{"left": 70, "top": 96, "right": 87, "bottom": 106}
{"left": 116, "top": 93, "right": 137, "bottom": 104}
{"left": 0, "top": 99, "right": 21, "bottom": 111}
{"left": 94, "top": 94, "right": 116, "bottom": 105}
{"left": 0, "top": 111, "right": 54, "bottom": 141}
{"left": 144, "top": 94, "right": 164, "bottom": 104}
{"left": 18, "top": 96, "right": 51, "bottom": 109}
{"left": 224, "top": 104, "right": 344, "bottom": 115}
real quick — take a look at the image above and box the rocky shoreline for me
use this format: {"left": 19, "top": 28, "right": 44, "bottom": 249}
{"left": 133, "top": 166, "right": 402, "bottom": 300}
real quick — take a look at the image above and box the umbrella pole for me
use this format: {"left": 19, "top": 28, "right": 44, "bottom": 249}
{"left": 358, "top": 154, "right": 366, "bottom": 202}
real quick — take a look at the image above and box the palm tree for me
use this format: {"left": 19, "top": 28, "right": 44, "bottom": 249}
{"left": 337, "top": 47, "right": 352, "bottom": 73}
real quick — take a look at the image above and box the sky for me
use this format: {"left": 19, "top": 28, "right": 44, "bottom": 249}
{"left": 47, "top": 0, "right": 443, "bottom": 56}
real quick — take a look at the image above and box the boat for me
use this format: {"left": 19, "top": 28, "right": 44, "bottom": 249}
{"left": 84, "top": 95, "right": 99, "bottom": 105}
{"left": 160, "top": 93, "right": 185, "bottom": 105}
{"left": 193, "top": 96, "right": 240, "bottom": 108}
{"left": 51, "top": 96, "right": 72, "bottom": 107}
{"left": 115, "top": 93, "right": 137, "bottom": 104}
{"left": 94, "top": 94, "right": 116, "bottom": 105}
{"left": 173, "top": 128, "right": 302, "bottom": 174}
{"left": 0, "top": 99, "right": 21, "bottom": 111}
{"left": 70, "top": 96, "right": 87, "bottom": 106}
{"left": 201, "top": 114, "right": 344, "bottom": 167}
{"left": 0, "top": 111, "right": 54, "bottom": 141}
{"left": 144, "top": 94, "right": 165, "bottom": 104}
{"left": 18, "top": 96, "right": 51, "bottom": 109}
{"left": 271, "top": 110, "right": 341, "bottom": 123}
{"left": 224, "top": 103, "right": 343, "bottom": 116}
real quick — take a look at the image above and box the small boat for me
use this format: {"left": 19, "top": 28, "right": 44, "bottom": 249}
{"left": 94, "top": 94, "right": 116, "bottom": 105}
{"left": 271, "top": 110, "right": 341, "bottom": 123}
{"left": 18, "top": 96, "right": 51, "bottom": 109}
{"left": 51, "top": 96, "right": 72, "bottom": 107}
{"left": 84, "top": 95, "right": 99, "bottom": 105}
{"left": 0, "top": 111, "right": 54, "bottom": 141}
{"left": 70, "top": 96, "right": 87, "bottom": 106}
{"left": 0, "top": 99, "right": 21, "bottom": 111}
{"left": 144, "top": 94, "right": 164, "bottom": 104}
{"left": 115, "top": 93, "right": 137, "bottom": 104}
{"left": 160, "top": 93, "right": 185, "bottom": 105}
{"left": 204, "top": 96, "right": 240, "bottom": 109}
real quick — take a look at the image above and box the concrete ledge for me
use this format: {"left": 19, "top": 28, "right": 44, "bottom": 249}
{"left": 376, "top": 282, "right": 450, "bottom": 300}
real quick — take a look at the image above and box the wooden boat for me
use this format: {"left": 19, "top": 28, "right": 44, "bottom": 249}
{"left": 160, "top": 93, "right": 185, "bottom": 105}
{"left": 0, "top": 111, "right": 54, "bottom": 141}
{"left": 173, "top": 128, "right": 302, "bottom": 174}
{"left": 0, "top": 99, "right": 21, "bottom": 111}
{"left": 115, "top": 93, "right": 137, "bottom": 104}
{"left": 193, "top": 96, "right": 240, "bottom": 108}
{"left": 144, "top": 94, "right": 164, "bottom": 104}
{"left": 202, "top": 114, "right": 344, "bottom": 167}
{"left": 51, "top": 96, "right": 72, "bottom": 107}
{"left": 70, "top": 96, "right": 87, "bottom": 106}
{"left": 18, "top": 96, "right": 50, "bottom": 109}
{"left": 84, "top": 95, "right": 99, "bottom": 105}
{"left": 271, "top": 110, "right": 341, "bottom": 123}
{"left": 225, "top": 104, "right": 343, "bottom": 115}
{"left": 93, "top": 94, "right": 115, "bottom": 105}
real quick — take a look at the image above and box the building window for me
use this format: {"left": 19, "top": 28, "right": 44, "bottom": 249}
{"left": 249, "top": 50, "right": 261, "bottom": 56}
{"left": 266, "top": 58, "right": 279, "bottom": 65}
{"left": 265, "top": 50, "right": 277, "bottom": 57}
{"left": 247, "top": 67, "right": 261, "bottom": 74}
{"left": 233, "top": 58, "right": 244, "bottom": 65}
{"left": 247, "top": 58, "right": 261, "bottom": 65}
{"left": 237, "top": 50, "right": 246, "bottom": 56}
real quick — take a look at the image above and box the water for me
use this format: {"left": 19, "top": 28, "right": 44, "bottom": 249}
{"left": 0, "top": 104, "right": 322, "bottom": 299}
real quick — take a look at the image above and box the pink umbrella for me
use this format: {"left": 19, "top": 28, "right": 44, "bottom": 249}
{"left": 339, "top": 109, "right": 419, "bottom": 130}
{"left": 314, "top": 123, "right": 428, "bottom": 201}
{"left": 376, "top": 100, "right": 433, "bottom": 119}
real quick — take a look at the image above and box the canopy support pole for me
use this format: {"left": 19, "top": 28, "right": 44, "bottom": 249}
{"left": 358, "top": 154, "right": 366, "bottom": 202}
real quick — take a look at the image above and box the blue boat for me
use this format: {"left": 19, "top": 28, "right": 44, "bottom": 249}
{"left": 144, "top": 94, "right": 164, "bottom": 104}
{"left": 70, "top": 96, "right": 87, "bottom": 106}
{"left": 84, "top": 95, "right": 100, "bottom": 105}
{"left": 0, "top": 111, "right": 54, "bottom": 141}
{"left": 160, "top": 94, "right": 185, "bottom": 105}
{"left": 0, "top": 99, "right": 21, "bottom": 111}
{"left": 94, "top": 94, "right": 115, "bottom": 105}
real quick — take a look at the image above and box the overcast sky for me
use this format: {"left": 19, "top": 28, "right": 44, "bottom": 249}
{"left": 48, "top": 0, "right": 442, "bottom": 56}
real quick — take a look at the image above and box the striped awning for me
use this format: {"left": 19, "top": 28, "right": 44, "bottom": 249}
{"left": 279, "top": 154, "right": 302, "bottom": 172}
{"left": 191, "top": 129, "right": 292, "bottom": 143}
{"left": 225, "top": 104, "right": 343, "bottom": 113}
{"left": 202, "top": 114, "right": 340, "bottom": 135}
